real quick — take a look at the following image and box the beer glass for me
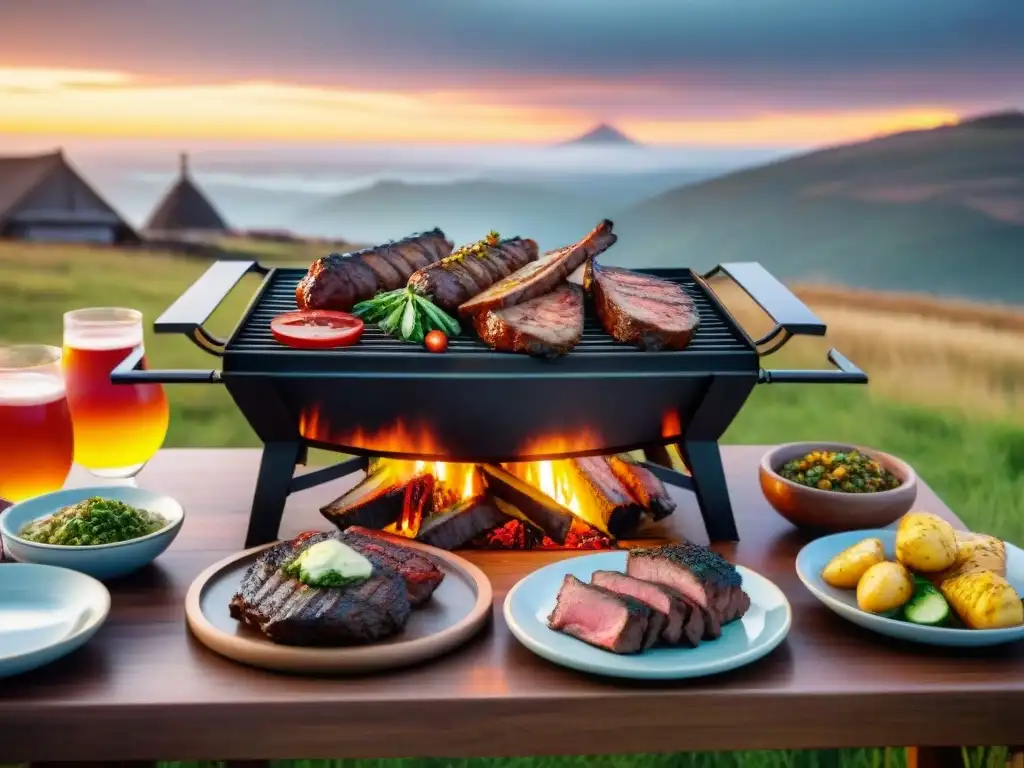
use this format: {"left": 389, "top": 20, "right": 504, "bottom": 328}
{"left": 0, "top": 345, "right": 75, "bottom": 502}
{"left": 63, "top": 308, "right": 169, "bottom": 480}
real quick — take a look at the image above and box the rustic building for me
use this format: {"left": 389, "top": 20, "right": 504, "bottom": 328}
{"left": 0, "top": 150, "right": 138, "bottom": 244}
{"left": 144, "top": 153, "right": 230, "bottom": 237}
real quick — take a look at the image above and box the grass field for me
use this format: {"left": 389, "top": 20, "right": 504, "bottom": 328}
{"left": 0, "top": 241, "right": 1021, "bottom": 768}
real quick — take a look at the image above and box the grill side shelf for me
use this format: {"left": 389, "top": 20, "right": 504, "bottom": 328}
{"left": 155, "top": 259, "right": 268, "bottom": 356}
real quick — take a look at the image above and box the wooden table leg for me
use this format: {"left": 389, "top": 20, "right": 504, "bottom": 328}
{"left": 906, "top": 747, "right": 965, "bottom": 768}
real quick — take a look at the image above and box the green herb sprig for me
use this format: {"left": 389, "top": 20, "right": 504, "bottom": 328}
{"left": 353, "top": 287, "right": 461, "bottom": 344}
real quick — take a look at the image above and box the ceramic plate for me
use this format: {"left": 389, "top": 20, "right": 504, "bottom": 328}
{"left": 0, "top": 563, "right": 111, "bottom": 679}
{"left": 796, "top": 529, "right": 1024, "bottom": 647}
{"left": 185, "top": 532, "right": 493, "bottom": 674}
{"left": 503, "top": 551, "right": 791, "bottom": 679}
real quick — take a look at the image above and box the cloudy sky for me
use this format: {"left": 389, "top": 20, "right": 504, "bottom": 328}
{"left": 1, "top": 0, "right": 1022, "bottom": 145}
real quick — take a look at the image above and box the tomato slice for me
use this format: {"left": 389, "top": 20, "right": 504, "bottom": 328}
{"left": 270, "top": 310, "right": 364, "bottom": 349}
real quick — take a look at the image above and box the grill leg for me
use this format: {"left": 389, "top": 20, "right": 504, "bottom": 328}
{"left": 678, "top": 440, "right": 739, "bottom": 543}
{"left": 245, "top": 441, "right": 303, "bottom": 548}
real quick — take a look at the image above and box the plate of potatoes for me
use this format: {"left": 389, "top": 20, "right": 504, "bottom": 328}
{"left": 795, "top": 512, "right": 1024, "bottom": 647}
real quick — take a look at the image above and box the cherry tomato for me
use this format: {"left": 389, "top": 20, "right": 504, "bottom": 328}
{"left": 270, "top": 310, "right": 364, "bottom": 349}
{"left": 424, "top": 329, "right": 448, "bottom": 353}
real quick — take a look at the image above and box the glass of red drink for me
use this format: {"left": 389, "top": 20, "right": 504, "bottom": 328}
{"left": 0, "top": 345, "right": 75, "bottom": 503}
{"left": 63, "top": 307, "right": 170, "bottom": 481}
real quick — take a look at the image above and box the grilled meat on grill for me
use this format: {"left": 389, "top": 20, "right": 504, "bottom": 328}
{"left": 585, "top": 262, "right": 700, "bottom": 351}
{"left": 591, "top": 570, "right": 685, "bottom": 645}
{"left": 472, "top": 283, "right": 584, "bottom": 357}
{"left": 406, "top": 235, "right": 539, "bottom": 314}
{"left": 547, "top": 574, "right": 652, "bottom": 654}
{"left": 296, "top": 229, "right": 454, "bottom": 312}
{"left": 342, "top": 527, "right": 445, "bottom": 607}
{"left": 229, "top": 531, "right": 412, "bottom": 646}
{"left": 626, "top": 542, "right": 749, "bottom": 631}
{"left": 458, "top": 220, "right": 618, "bottom": 318}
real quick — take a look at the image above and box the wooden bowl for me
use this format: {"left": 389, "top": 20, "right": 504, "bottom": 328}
{"left": 759, "top": 442, "right": 918, "bottom": 532}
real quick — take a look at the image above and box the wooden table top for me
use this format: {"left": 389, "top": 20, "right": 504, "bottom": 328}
{"left": 0, "top": 447, "right": 1021, "bottom": 763}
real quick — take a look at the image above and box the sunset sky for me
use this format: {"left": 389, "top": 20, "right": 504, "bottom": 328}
{"left": 2, "top": 0, "right": 1022, "bottom": 147}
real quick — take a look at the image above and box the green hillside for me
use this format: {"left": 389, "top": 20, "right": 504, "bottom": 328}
{"left": 615, "top": 115, "right": 1024, "bottom": 303}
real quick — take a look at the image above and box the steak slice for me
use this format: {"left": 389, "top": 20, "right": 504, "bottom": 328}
{"left": 229, "top": 531, "right": 411, "bottom": 646}
{"left": 458, "top": 220, "right": 617, "bottom": 317}
{"left": 342, "top": 527, "right": 445, "bottom": 607}
{"left": 472, "top": 283, "right": 584, "bottom": 357}
{"left": 586, "top": 262, "right": 700, "bottom": 351}
{"left": 547, "top": 574, "right": 651, "bottom": 654}
{"left": 590, "top": 570, "right": 685, "bottom": 646}
{"left": 626, "top": 542, "right": 746, "bottom": 633}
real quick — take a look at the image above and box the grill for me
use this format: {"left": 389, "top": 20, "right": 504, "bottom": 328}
{"left": 113, "top": 258, "right": 867, "bottom": 548}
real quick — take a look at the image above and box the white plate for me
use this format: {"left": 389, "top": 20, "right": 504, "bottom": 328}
{"left": 0, "top": 563, "right": 110, "bottom": 679}
{"left": 503, "top": 551, "right": 791, "bottom": 679}
{"left": 796, "top": 529, "right": 1024, "bottom": 647}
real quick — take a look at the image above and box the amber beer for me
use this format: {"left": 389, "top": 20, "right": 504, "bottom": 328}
{"left": 0, "top": 346, "right": 75, "bottom": 502}
{"left": 63, "top": 308, "right": 169, "bottom": 478}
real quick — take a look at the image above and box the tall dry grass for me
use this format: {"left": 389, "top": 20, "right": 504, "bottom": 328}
{"left": 710, "top": 280, "right": 1024, "bottom": 422}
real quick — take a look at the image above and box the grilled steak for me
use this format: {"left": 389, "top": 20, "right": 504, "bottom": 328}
{"left": 406, "top": 236, "right": 539, "bottom": 313}
{"left": 296, "top": 229, "right": 454, "bottom": 312}
{"left": 341, "top": 527, "right": 445, "bottom": 607}
{"left": 458, "top": 220, "right": 618, "bottom": 318}
{"left": 591, "top": 570, "right": 685, "bottom": 646}
{"left": 626, "top": 542, "right": 748, "bottom": 631}
{"left": 674, "top": 593, "right": 708, "bottom": 646}
{"left": 229, "top": 531, "right": 411, "bottom": 646}
{"left": 585, "top": 262, "right": 700, "bottom": 351}
{"left": 472, "top": 283, "right": 584, "bottom": 357}
{"left": 547, "top": 574, "right": 651, "bottom": 654}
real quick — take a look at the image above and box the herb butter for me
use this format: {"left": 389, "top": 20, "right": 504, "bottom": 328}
{"left": 284, "top": 538, "right": 373, "bottom": 587}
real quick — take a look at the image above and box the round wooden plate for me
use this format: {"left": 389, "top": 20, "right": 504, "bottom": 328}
{"left": 184, "top": 534, "right": 493, "bottom": 674}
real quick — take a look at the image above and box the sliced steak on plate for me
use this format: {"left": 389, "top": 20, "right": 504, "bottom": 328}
{"left": 458, "top": 220, "right": 617, "bottom": 317}
{"left": 586, "top": 262, "right": 700, "bottom": 351}
{"left": 342, "top": 527, "right": 446, "bottom": 607}
{"left": 547, "top": 574, "right": 652, "bottom": 654}
{"left": 472, "top": 283, "right": 584, "bottom": 357}
{"left": 590, "top": 570, "right": 685, "bottom": 646}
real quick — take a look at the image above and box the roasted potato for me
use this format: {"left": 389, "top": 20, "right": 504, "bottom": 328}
{"left": 940, "top": 570, "right": 1024, "bottom": 629}
{"left": 895, "top": 512, "right": 958, "bottom": 572}
{"left": 946, "top": 531, "right": 1006, "bottom": 578}
{"left": 856, "top": 561, "right": 915, "bottom": 613}
{"left": 821, "top": 538, "right": 886, "bottom": 589}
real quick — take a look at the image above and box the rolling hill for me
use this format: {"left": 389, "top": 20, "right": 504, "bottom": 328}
{"left": 614, "top": 112, "right": 1024, "bottom": 303}
{"left": 562, "top": 123, "right": 640, "bottom": 146}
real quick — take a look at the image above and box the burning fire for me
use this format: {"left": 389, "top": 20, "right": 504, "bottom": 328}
{"left": 516, "top": 460, "right": 581, "bottom": 515}
{"left": 298, "top": 407, "right": 446, "bottom": 456}
{"left": 661, "top": 410, "right": 682, "bottom": 439}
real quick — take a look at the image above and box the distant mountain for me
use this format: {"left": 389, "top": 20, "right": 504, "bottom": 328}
{"left": 615, "top": 113, "right": 1024, "bottom": 303}
{"left": 562, "top": 123, "right": 640, "bottom": 147}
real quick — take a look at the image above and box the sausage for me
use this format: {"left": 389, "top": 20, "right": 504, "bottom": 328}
{"left": 296, "top": 229, "right": 454, "bottom": 312}
{"left": 406, "top": 236, "right": 539, "bottom": 313}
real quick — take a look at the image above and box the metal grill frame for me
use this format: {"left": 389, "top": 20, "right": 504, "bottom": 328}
{"left": 111, "top": 257, "right": 867, "bottom": 548}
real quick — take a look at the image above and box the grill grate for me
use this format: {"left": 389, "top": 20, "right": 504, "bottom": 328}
{"left": 224, "top": 268, "right": 756, "bottom": 376}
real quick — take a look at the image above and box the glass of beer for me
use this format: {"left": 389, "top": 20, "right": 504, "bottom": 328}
{"left": 63, "top": 308, "right": 169, "bottom": 480}
{"left": 0, "top": 345, "right": 75, "bottom": 503}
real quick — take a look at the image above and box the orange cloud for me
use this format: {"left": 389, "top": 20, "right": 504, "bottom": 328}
{"left": 0, "top": 66, "right": 961, "bottom": 146}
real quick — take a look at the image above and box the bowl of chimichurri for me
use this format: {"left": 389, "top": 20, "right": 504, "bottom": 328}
{"left": 759, "top": 442, "right": 918, "bottom": 532}
{"left": 0, "top": 486, "right": 184, "bottom": 580}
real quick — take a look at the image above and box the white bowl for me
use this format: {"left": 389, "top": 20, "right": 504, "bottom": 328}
{"left": 0, "top": 486, "right": 184, "bottom": 580}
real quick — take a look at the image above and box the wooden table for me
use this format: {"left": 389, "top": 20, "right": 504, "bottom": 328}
{"left": 1, "top": 447, "right": 1021, "bottom": 765}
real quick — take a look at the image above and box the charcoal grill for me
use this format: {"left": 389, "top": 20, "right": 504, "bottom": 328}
{"left": 112, "top": 259, "right": 866, "bottom": 547}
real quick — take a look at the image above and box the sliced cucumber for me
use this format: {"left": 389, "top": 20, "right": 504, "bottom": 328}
{"left": 903, "top": 578, "right": 950, "bottom": 626}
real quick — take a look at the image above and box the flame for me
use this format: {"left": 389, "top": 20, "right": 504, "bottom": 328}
{"left": 520, "top": 460, "right": 582, "bottom": 515}
{"left": 514, "top": 429, "right": 605, "bottom": 459}
{"left": 298, "top": 407, "right": 445, "bottom": 456}
{"left": 661, "top": 410, "right": 682, "bottom": 438}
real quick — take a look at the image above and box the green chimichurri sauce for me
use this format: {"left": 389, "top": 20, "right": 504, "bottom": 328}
{"left": 19, "top": 496, "right": 168, "bottom": 546}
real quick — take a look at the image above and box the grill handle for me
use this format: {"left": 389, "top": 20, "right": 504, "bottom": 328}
{"left": 703, "top": 262, "right": 826, "bottom": 355}
{"left": 110, "top": 344, "right": 221, "bottom": 385}
{"left": 155, "top": 260, "right": 268, "bottom": 356}
{"left": 759, "top": 347, "right": 868, "bottom": 385}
